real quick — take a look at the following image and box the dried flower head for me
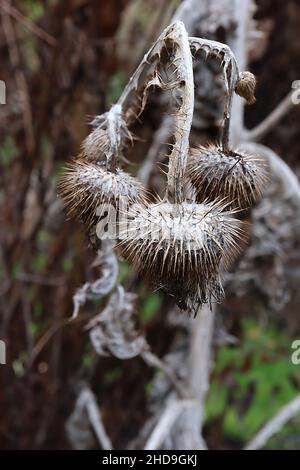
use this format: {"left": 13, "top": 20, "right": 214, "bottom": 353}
{"left": 58, "top": 159, "right": 147, "bottom": 229}
{"left": 235, "top": 71, "right": 257, "bottom": 105}
{"left": 81, "top": 127, "right": 110, "bottom": 163}
{"left": 187, "top": 144, "right": 267, "bottom": 210}
{"left": 119, "top": 200, "right": 244, "bottom": 313}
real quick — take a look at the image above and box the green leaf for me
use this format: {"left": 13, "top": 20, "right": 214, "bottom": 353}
{"left": 107, "top": 71, "right": 126, "bottom": 104}
{"left": 104, "top": 368, "right": 123, "bottom": 384}
{"left": 63, "top": 258, "right": 73, "bottom": 272}
{"left": 142, "top": 293, "right": 162, "bottom": 324}
{"left": 30, "top": 253, "right": 47, "bottom": 273}
{"left": 23, "top": 0, "right": 44, "bottom": 22}
{"left": 0, "top": 136, "right": 17, "bottom": 167}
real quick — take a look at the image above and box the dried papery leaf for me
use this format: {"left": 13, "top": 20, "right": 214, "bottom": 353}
{"left": 189, "top": 37, "right": 239, "bottom": 96}
{"left": 119, "top": 200, "right": 244, "bottom": 314}
{"left": 58, "top": 159, "right": 148, "bottom": 230}
{"left": 188, "top": 37, "right": 239, "bottom": 116}
{"left": 116, "top": 23, "right": 189, "bottom": 125}
{"left": 83, "top": 23, "right": 192, "bottom": 173}
{"left": 235, "top": 71, "right": 257, "bottom": 105}
{"left": 187, "top": 144, "right": 268, "bottom": 210}
{"left": 72, "top": 243, "right": 118, "bottom": 319}
{"left": 188, "top": 39, "right": 256, "bottom": 150}
{"left": 86, "top": 286, "right": 147, "bottom": 359}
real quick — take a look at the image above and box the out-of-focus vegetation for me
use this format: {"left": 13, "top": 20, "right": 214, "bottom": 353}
{"left": 206, "top": 319, "right": 300, "bottom": 447}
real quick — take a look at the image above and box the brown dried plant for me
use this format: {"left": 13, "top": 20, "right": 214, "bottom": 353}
{"left": 59, "top": 21, "right": 265, "bottom": 314}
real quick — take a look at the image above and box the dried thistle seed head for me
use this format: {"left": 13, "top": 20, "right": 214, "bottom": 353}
{"left": 187, "top": 144, "right": 267, "bottom": 210}
{"left": 119, "top": 200, "right": 244, "bottom": 313}
{"left": 235, "top": 71, "right": 257, "bottom": 105}
{"left": 81, "top": 128, "right": 109, "bottom": 163}
{"left": 58, "top": 159, "right": 147, "bottom": 228}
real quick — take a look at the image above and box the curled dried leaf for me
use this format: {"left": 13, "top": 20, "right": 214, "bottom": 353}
{"left": 86, "top": 286, "right": 147, "bottom": 359}
{"left": 72, "top": 243, "right": 118, "bottom": 319}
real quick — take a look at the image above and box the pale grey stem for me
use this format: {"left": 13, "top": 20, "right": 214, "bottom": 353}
{"left": 165, "top": 22, "right": 194, "bottom": 204}
{"left": 182, "top": 304, "right": 216, "bottom": 450}
{"left": 189, "top": 305, "right": 215, "bottom": 405}
{"left": 172, "top": 0, "right": 207, "bottom": 32}
{"left": 244, "top": 90, "right": 295, "bottom": 142}
{"left": 144, "top": 399, "right": 195, "bottom": 450}
{"left": 244, "top": 395, "right": 300, "bottom": 450}
{"left": 106, "top": 104, "right": 123, "bottom": 171}
{"left": 80, "top": 388, "right": 113, "bottom": 450}
{"left": 141, "top": 349, "right": 188, "bottom": 399}
{"left": 228, "top": 0, "right": 254, "bottom": 147}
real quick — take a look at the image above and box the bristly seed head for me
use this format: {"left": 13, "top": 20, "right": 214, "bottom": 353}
{"left": 81, "top": 128, "right": 110, "bottom": 163}
{"left": 58, "top": 159, "right": 147, "bottom": 229}
{"left": 187, "top": 144, "right": 268, "bottom": 210}
{"left": 118, "top": 200, "right": 245, "bottom": 314}
{"left": 235, "top": 71, "right": 257, "bottom": 105}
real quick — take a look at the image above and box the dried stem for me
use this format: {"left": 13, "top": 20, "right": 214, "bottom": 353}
{"left": 144, "top": 399, "right": 195, "bottom": 450}
{"left": 178, "top": 304, "right": 215, "bottom": 450}
{"left": 244, "top": 90, "right": 295, "bottom": 142}
{"left": 228, "top": 0, "right": 254, "bottom": 147}
{"left": 79, "top": 388, "right": 113, "bottom": 450}
{"left": 165, "top": 22, "right": 194, "bottom": 204}
{"left": 141, "top": 349, "right": 188, "bottom": 399}
{"left": 244, "top": 395, "right": 300, "bottom": 450}
{"left": 241, "top": 142, "right": 300, "bottom": 202}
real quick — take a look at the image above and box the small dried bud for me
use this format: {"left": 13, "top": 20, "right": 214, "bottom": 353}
{"left": 119, "top": 200, "right": 245, "bottom": 313}
{"left": 187, "top": 144, "right": 268, "bottom": 210}
{"left": 81, "top": 128, "right": 109, "bottom": 163}
{"left": 235, "top": 71, "right": 257, "bottom": 105}
{"left": 58, "top": 159, "right": 147, "bottom": 229}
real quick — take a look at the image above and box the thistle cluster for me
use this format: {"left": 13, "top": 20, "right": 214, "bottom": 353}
{"left": 58, "top": 22, "right": 267, "bottom": 315}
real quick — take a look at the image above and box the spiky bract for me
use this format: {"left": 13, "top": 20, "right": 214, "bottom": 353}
{"left": 187, "top": 144, "right": 267, "bottom": 210}
{"left": 58, "top": 160, "right": 147, "bottom": 229}
{"left": 119, "top": 200, "right": 244, "bottom": 313}
{"left": 81, "top": 128, "right": 109, "bottom": 162}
